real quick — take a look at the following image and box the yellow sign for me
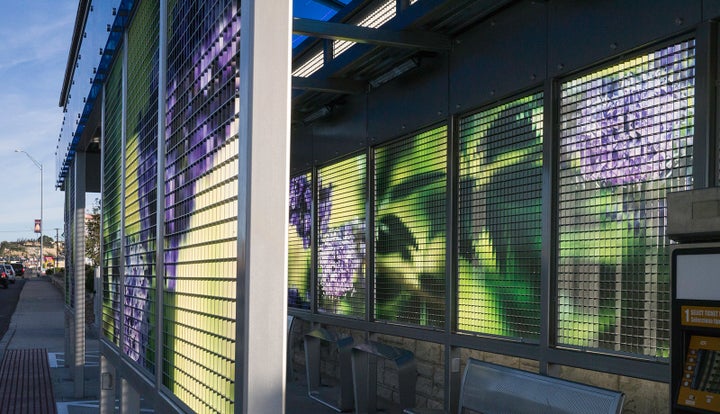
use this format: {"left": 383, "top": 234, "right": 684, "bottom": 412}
{"left": 677, "top": 335, "right": 720, "bottom": 412}
{"left": 681, "top": 306, "right": 720, "bottom": 328}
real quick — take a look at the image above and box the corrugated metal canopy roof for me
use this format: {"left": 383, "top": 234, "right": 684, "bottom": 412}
{"left": 57, "top": 0, "right": 513, "bottom": 186}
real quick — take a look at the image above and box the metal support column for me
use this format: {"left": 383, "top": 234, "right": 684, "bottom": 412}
{"left": 155, "top": 0, "right": 168, "bottom": 392}
{"left": 73, "top": 151, "right": 87, "bottom": 398}
{"left": 236, "top": 0, "right": 292, "bottom": 412}
{"left": 100, "top": 355, "right": 116, "bottom": 413}
{"left": 121, "top": 377, "right": 140, "bottom": 414}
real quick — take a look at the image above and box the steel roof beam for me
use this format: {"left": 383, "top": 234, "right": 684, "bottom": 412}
{"left": 293, "top": 17, "right": 451, "bottom": 51}
{"left": 292, "top": 76, "right": 366, "bottom": 94}
{"left": 311, "top": 0, "right": 347, "bottom": 11}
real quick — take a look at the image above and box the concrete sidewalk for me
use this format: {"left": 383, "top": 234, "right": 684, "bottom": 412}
{"left": 0, "top": 276, "right": 369, "bottom": 413}
{"left": 0, "top": 276, "right": 100, "bottom": 413}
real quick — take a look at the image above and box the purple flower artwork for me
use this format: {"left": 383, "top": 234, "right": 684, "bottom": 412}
{"left": 164, "top": 3, "right": 241, "bottom": 292}
{"left": 289, "top": 155, "right": 367, "bottom": 314}
{"left": 318, "top": 223, "right": 362, "bottom": 298}
{"left": 287, "top": 176, "right": 333, "bottom": 248}
{"left": 318, "top": 180, "right": 332, "bottom": 234}
{"left": 556, "top": 41, "right": 695, "bottom": 356}
{"left": 289, "top": 175, "right": 312, "bottom": 248}
{"left": 568, "top": 43, "right": 695, "bottom": 186}
{"left": 123, "top": 243, "right": 151, "bottom": 365}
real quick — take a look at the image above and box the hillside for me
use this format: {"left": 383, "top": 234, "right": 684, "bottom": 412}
{"left": 0, "top": 238, "right": 63, "bottom": 269}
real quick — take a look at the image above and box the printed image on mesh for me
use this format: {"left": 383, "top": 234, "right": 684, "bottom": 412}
{"left": 557, "top": 40, "right": 695, "bottom": 357}
{"left": 317, "top": 154, "right": 367, "bottom": 318}
{"left": 374, "top": 126, "right": 447, "bottom": 328}
{"left": 457, "top": 93, "right": 544, "bottom": 339}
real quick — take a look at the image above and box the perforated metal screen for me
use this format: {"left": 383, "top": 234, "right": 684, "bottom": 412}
{"left": 557, "top": 40, "right": 695, "bottom": 356}
{"left": 374, "top": 126, "right": 447, "bottom": 328}
{"left": 288, "top": 172, "right": 312, "bottom": 309}
{"left": 123, "top": 0, "right": 159, "bottom": 373}
{"left": 102, "top": 56, "right": 123, "bottom": 346}
{"left": 162, "top": 0, "right": 239, "bottom": 411}
{"left": 457, "top": 93, "right": 544, "bottom": 339}
{"left": 65, "top": 169, "right": 75, "bottom": 308}
{"left": 317, "top": 154, "right": 367, "bottom": 317}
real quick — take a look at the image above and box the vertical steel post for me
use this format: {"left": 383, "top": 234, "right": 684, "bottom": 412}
{"left": 120, "top": 377, "right": 140, "bottom": 414}
{"left": 236, "top": 0, "right": 293, "bottom": 412}
{"left": 155, "top": 0, "right": 168, "bottom": 392}
{"left": 73, "top": 152, "right": 87, "bottom": 398}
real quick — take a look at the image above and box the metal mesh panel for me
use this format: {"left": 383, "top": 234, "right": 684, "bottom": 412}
{"left": 557, "top": 40, "right": 695, "bottom": 357}
{"left": 457, "top": 93, "right": 543, "bottom": 339}
{"left": 317, "top": 154, "right": 367, "bottom": 317}
{"left": 288, "top": 172, "right": 312, "bottom": 309}
{"left": 374, "top": 126, "right": 447, "bottom": 328}
{"left": 123, "top": 0, "right": 159, "bottom": 374}
{"left": 102, "top": 56, "right": 123, "bottom": 346}
{"left": 163, "top": 0, "right": 239, "bottom": 411}
{"left": 65, "top": 172, "right": 75, "bottom": 308}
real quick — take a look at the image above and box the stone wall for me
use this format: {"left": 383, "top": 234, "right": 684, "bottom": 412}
{"left": 287, "top": 319, "right": 668, "bottom": 412}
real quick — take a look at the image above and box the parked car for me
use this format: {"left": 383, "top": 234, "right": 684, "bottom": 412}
{"left": 10, "top": 262, "right": 24, "bottom": 277}
{"left": 2, "top": 264, "right": 15, "bottom": 283}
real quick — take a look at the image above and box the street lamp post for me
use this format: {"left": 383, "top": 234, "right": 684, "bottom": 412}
{"left": 15, "top": 149, "right": 43, "bottom": 276}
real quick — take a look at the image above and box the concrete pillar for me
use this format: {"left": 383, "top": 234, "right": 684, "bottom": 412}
{"left": 64, "top": 310, "right": 73, "bottom": 369}
{"left": 100, "top": 355, "right": 117, "bottom": 414}
{"left": 121, "top": 377, "right": 140, "bottom": 414}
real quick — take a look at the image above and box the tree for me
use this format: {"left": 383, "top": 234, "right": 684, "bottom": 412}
{"left": 86, "top": 199, "right": 101, "bottom": 268}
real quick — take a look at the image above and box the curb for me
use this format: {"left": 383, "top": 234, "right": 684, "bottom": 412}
{"left": 0, "top": 324, "right": 17, "bottom": 363}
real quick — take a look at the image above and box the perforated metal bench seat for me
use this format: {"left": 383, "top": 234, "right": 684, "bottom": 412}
{"left": 406, "top": 357, "right": 624, "bottom": 414}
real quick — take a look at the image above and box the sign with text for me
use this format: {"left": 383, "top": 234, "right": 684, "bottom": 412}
{"left": 677, "top": 335, "right": 720, "bottom": 413}
{"left": 681, "top": 306, "right": 720, "bottom": 329}
{"left": 34, "top": 219, "right": 41, "bottom": 233}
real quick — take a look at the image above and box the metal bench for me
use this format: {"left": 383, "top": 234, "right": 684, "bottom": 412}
{"left": 0, "top": 348, "right": 57, "bottom": 414}
{"left": 352, "top": 340, "right": 416, "bottom": 414}
{"left": 304, "top": 327, "right": 355, "bottom": 412}
{"left": 406, "top": 357, "right": 624, "bottom": 414}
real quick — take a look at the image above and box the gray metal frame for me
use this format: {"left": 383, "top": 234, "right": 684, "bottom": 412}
{"left": 288, "top": 7, "right": 718, "bottom": 407}
{"left": 57, "top": 0, "right": 720, "bottom": 412}
{"left": 236, "top": 1, "right": 292, "bottom": 413}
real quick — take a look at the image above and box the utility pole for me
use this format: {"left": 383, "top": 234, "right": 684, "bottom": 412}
{"left": 15, "top": 149, "right": 43, "bottom": 276}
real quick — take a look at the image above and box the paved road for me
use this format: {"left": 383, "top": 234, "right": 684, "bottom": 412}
{"left": 0, "top": 278, "right": 25, "bottom": 341}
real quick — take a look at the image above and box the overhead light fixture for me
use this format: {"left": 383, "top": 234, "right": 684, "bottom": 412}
{"left": 369, "top": 57, "right": 420, "bottom": 89}
{"left": 303, "top": 105, "right": 332, "bottom": 124}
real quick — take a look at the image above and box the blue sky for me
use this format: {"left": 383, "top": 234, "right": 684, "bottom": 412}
{"left": 0, "top": 1, "right": 345, "bottom": 244}
{"left": 0, "top": 2, "right": 78, "bottom": 243}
